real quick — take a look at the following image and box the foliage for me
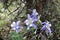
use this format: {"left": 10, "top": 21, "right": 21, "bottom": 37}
{"left": 8, "top": 31, "right": 23, "bottom": 40}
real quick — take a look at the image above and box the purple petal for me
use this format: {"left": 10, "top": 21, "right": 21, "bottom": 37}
{"left": 15, "top": 29, "right": 19, "bottom": 32}
{"left": 27, "top": 14, "right": 31, "bottom": 19}
{"left": 24, "top": 19, "right": 28, "bottom": 24}
{"left": 32, "top": 9, "right": 38, "bottom": 16}
{"left": 32, "top": 23, "right": 37, "bottom": 29}
{"left": 41, "top": 25, "right": 46, "bottom": 30}
{"left": 41, "top": 22, "right": 46, "bottom": 25}
{"left": 16, "top": 20, "right": 20, "bottom": 26}
{"left": 31, "top": 13, "right": 38, "bottom": 22}
{"left": 46, "top": 27, "right": 51, "bottom": 33}
{"left": 11, "top": 27, "right": 16, "bottom": 30}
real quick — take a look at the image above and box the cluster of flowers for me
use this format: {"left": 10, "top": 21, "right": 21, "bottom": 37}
{"left": 10, "top": 9, "right": 52, "bottom": 36}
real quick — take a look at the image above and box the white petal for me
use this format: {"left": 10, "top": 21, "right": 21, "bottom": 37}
{"left": 16, "top": 20, "right": 20, "bottom": 25}
{"left": 30, "top": 24, "right": 33, "bottom": 26}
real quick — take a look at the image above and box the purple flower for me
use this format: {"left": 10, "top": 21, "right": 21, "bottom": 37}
{"left": 24, "top": 14, "right": 37, "bottom": 30}
{"left": 24, "top": 19, "right": 37, "bottom": 30}
{"left": 11, "top": 20, "right": 23, "bottom": 32}
{"left": 24, "top": 9, "right": 38, "bottom": 30}
{"left": 40, "top": 21, "right": 52, "bottom": 36}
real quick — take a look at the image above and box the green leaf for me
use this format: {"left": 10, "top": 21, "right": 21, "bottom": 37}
{"left": 9, "top": 31, "right": 23, "bottom": 40}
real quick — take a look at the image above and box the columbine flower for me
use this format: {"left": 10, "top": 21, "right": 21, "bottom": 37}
{"left": 24, "top": 14, "right": 37, "bottom": 30}
{"left": 40, "top": 21, "right": 52, "bottom": 36}
{"left": 11, "top": 20, "right": 23, "bottom": 32}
